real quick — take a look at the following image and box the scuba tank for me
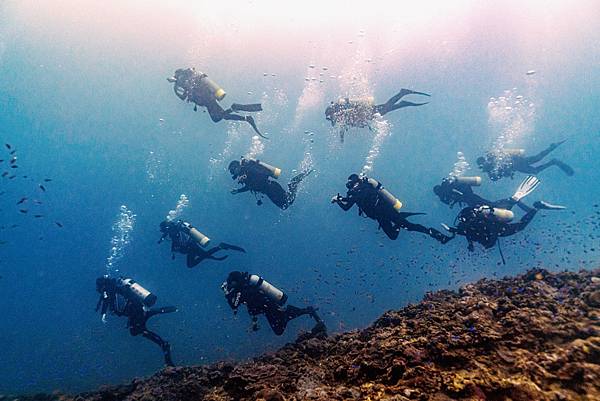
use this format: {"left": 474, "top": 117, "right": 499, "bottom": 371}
{"left": 181, "top": 221, "right": 210, "bottom": 247}
{"left": 452, "top": 176, "right": 482, "bottom": 186}
{"left": 365, "top": 178, "right": 403, "bottom": 211}
{"left": 118, "top": 278, "right": 157, "bottom": 307}
{"left": 478, "top": 206, "right": 514, "bottom": 222}
{"left": 337, "top": 96, "right": 374, "bottom": 106}
{"left": 502, "top": 148, "right": 525, "bottom": 156}
{"left": 248, "top": 275, "right": 288, "bottom": 306}
{"left": 197, "top": 72, "right": 226, "bottom": 101}
{"left": 248, "top": 158, "right": 282, "bottom": 179}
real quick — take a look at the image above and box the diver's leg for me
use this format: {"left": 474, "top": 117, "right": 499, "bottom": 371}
{"left": 524, "top": 141, "right": 566, "bottom": 164}
{"left": 222, "top": 113, "right": 265, "bottom": 138}
{"left": 499, "top": 209, "right": 537, "bottom": 237}
{"left": 265, "top": 310, "right": 288, "bottom": 336}
{"left": 231, "top": 103, "right": 263, "bottom": 112}
{"left": 525, "top": 159, "right": 574, "bottom": 176}
{"left": 380, "top": 219, "right": 400, "bottom": 240}
{"left": 206, "top": 100, "right": 225, "bottom": 122}
{"left": 142, "top": 330, "right": 174, "bottom": 366}
{"left": 186, "top": 250, "right": 204, "bottom": 268}
{"left": 264, "top": 181, "right": 289, "bottom": 209}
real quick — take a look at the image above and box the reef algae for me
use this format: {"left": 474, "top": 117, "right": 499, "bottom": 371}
{"left": 8, "top": 268, "right": 600, "bottom": 401}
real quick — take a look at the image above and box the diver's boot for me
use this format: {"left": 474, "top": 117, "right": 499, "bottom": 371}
{"left": 553, "top": 159, "right": 574, "bottom": 176}
{"left": 231, "top": 103, "right": 263, "bottom": 112}
{"left": 245, "top": 116, "right": 268, "bottom": 139}
{"left": 533, "top": 200, "right": 566, "bottom": 210}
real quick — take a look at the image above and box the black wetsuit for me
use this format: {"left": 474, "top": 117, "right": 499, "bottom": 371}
{"left": 480, "top": 142, "right": 574, "bottom": 181}
{"left": 226, "top": 283, "right": 315, "bottom": 336}
{"left": 233, "top": 159, "right": 311, "bottom": 210}
{"left": 96, "top": 279, "right": 176, "bottom": 366}
{"left": 164, "top": 221, "right": 245, "bottom": 268}
{"left": 171, "top": 68, "right": 264, "bottom": 137}
{"left": 434, "top": 179, "right": 516, "bottom": 209}
{"left": 335, "top": 177, "right": 449, "bottom": 242}
{"left": 448, "top": 204, "right": 537, "bottom": 250}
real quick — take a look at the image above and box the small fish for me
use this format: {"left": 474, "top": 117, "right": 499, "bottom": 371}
{"left": 9, "top": 150, "right": 16, "bottom": 155}
{"left": 16, "top": 197, "right": 28, "bottom": 205}
{"left": 39, "top": 185, "right": 46, "bottom": 192}
{"left": 44, "top": 178, "right": 52, "bottom": 182}
{"left": 1, "top": 172, "right": 8, "bottom": 177}
{"left": 55, "top": 222, "right": 63, "bottom": 228}
{"left": 19, "top": 209, "right": 28, "bottom": 213}
{"left": 33, "top": 200, "right": 43, "bottom": 205}
{"left": 0, "top": 159, "right": 3, "bottom": 162}
{"left": 34, "top": 215, "right": 44, "bottom": 218}
{"left": 10, "top": 165, "right": 18, "bottom": 169}
{"left": 8, "top": 175, "right": 16, "bottom": 179}
{"left": 0, "top": 241, "right": 7, "bottom": 245}
{"left": 9, "top": 158, "right": 17, "bottom": 164}
{"left": 10, "top": 224, "right": 18, "bottom": 228}
{"left": 5, "top": 144, "right": 11, "bottom": 149}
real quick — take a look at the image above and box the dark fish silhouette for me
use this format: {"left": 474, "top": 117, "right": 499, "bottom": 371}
{"left": 19, "top": 209, "right": 27, "bottom": 214}
{"left": 55, "top": 222, "right": 63, "bottom": 228}
{"left": 34, "top": 215, "right": 44, "bottom": 218}
{"left": 9, "top": 158, "right": 16, "bottom": 164}
{"left": 39, "top": 185, "right": 46, "bottom": 191}
{"left": 9, "top": 150, "right": 16, "bottom": 155}
{"left": 8, "top": 175, "right": 16, "bottom": 179}
{"left": 10, "top": 165, "right": 18, "bottom": 169}
{"left": 16, "top": 197, "right": 28, "bottom": 205}
{"left": 44, "top": 178, "right": 52, "bottom": 182}
{"left": 1, "top": 172, "right": 7, "bottom": 177}
{"left": 5, "top": 144, "right": 11, "bottom": 149}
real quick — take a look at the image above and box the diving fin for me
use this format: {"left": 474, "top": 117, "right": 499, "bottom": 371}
{"left": 397, "top": 212, "right": 426, "bottom": 219}
{"left": 511, "top": 175, "right": 540, "bottom": 202}
{"left": 554, "top": 160, "right": 574, "bottom": 176}
{"left": 245, "top": 116, "right": 268, "bottom": 139}
{"left": 533, "top": 201, "right": 566, "bottom": 210}
{"left": 397, "top": 88, "right": 431, "bottom": 98}
{"left": 232, "top": 103, "right": 263, "bottom": 112}
{"left": 219, "top": 243, "right": 246, "bottom": 253}
{"left": 396, "top": 100, "right": 429, "bottom": 109}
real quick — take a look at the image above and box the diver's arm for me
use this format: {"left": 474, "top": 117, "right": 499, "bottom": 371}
{"left": 231, "top": 186, "right": 250, "bottom": 194}
{"left": 332, "top": 193, "right": 356, "bottom": 211}
{"left": 173, "top": 85, "right": 188, "bottom": 100}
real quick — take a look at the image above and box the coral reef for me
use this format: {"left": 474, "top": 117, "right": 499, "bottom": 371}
{"left": 7, "top": 268, "right": 600, "bottom": 401}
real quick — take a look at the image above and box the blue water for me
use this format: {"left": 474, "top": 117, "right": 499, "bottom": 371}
{"left": 1, "top": 1, "right": 599, "bottom": 394}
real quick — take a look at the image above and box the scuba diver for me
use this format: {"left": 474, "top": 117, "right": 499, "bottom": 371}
{"left": 221, "top": 271, "right": 326, "bottom": 336}
{"left": 331, "top": 174, "right": 452, "bottom": 243}
{"left": 158, "top": 219, "right": 245, "bottom": 268}
{"left": 95, "top": 276, "right": 177, "bottom": 366}
{"left": 167, "top": 67, "right": 266, "bottom": 138}
{"left": 433, "top": 175, "right": 540, "bottom": 209}
{"left": 476, "top": 140, "right": 574, "bottom": 181}
{"left": 325, "top": 89, "right": 430, "bottom": 142}
{"left": 228, "top": 157, "right": 313, "bottom": 210}
{"left": 440, "top": 178, "right": 565, "bottom": 260}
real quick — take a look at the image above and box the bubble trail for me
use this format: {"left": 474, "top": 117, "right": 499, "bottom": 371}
{"left": 105, "top": 205, "right": 136, "bottom": 277}
{"left": 449, "top": 151, "right": 470, "bottom": 177}
{"left": 361, "top": 116, "right": 391, "bottom": 175}
{"left": 245, "top": 135, "right": 264, "bottom": 159}
{"left": 166, "top": 194, "right": 189, "bottom": 222}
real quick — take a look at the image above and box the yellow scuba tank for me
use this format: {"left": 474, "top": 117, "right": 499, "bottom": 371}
{"left": 366, "top": 178, "right": 403, "bottom": 211}
{"left": 197, "top": 72, "right": 226, "bottom": 101}
{"left": 502, "top": 148, "right": 525, "bottom": 156}
{"left": 453, "top": 176, "right": 482, "bottom": 186}
{"left": 479, "top": 207, "right": 514, "bottom": 222}
{"left": 118, "top": 278, "right": 157, "bottom": 307}
{"left": 248, "top": 275, "right": 288, "bottom": 305}
{"left": 181, "top": 221, "right": 211, "bottom": 247}
{"left": 249, "top": 158, "right": 282, "bottom": 179}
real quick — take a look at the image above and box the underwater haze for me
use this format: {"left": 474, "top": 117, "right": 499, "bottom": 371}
{"left": 1, "top": 0, "right": 599, "bottom": 394}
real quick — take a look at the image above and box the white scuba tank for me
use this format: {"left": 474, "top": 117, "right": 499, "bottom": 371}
{"left": 453, "top": 176, "right": 482, "bottom": 186}
{"left": 479, "top": 207, "right": 514, "bottom": 222}
{"left": 248, "top": 275, "right": 288, "bottom": 305}
{"left": 119, "top": 278, "right": 157, "bottom": 307}
{"left": 502, "top": 148, "right": 525, "bottom": 156}
{"left": 366, "top": 178, "right": 403, "bottom": 211}
{"left": 248, "top": 158, "right": 282, "bottom": 179}
{"left": 197, "top": 72, "right": 226, "bottom": 101}
{"left": 181, "top": 221, "right": 210, "bottom": 247}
